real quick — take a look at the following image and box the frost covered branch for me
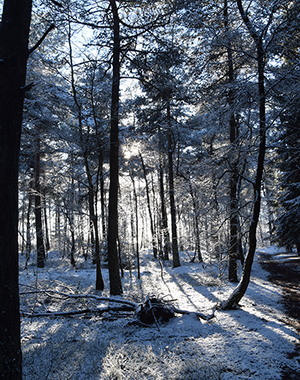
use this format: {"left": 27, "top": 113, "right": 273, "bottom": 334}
{"left": 20, "top": 291, "right": 215, "bottom": 323}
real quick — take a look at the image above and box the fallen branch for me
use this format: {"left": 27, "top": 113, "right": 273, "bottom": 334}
{"left": 21, "top": 305, "right": 134, "bottom": 318}
{"left": 173, "top": 306, "right": 216, "bottom": 321}
{"left": 20, "top": 289, "right": 137, "bottom": 308}
{"left": 20, "top": 291, "right": 215, "bottom": 323}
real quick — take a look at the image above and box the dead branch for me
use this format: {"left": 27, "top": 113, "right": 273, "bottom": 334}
{"left": 49, "top": 0, "right": 63, "bottom": 6}
{"left": 28, "top": 24, "right": 55, "bottom": 55}
{"left": 173, "top": 306, "right": 216, "bottom": 321}
{"left": 20, "top": 291, "right": 215, "bottom": 323}
{"left": 21, "top": 305, "right": 133, "bottom": 318}
{"left": 20, "top": 290, "right": 138, "bottom": 308}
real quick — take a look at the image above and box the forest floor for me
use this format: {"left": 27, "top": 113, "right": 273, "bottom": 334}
{"left": 19, "top": 246, "right": 300, "bottom": 379}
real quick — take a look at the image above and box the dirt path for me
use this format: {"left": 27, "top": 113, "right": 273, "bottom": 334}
{"left": 258, "top": 250, "right": 300, "bottom": 379}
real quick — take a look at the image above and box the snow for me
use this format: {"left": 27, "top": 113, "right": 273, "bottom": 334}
{"left": 19, "top": 247, "right": 300, "bottom": 379}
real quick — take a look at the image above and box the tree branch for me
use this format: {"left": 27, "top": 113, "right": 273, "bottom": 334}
{"left": 173, "top": 307, "right": 216, "bottom": 321}
{"left": 21, "top": 305, "right": 133, "bottom": 318}
{"left": 49, "top": 0, "right": 63, "bottom": 7}
{"left": 28, "top": 24, "right": 55, "bottom": 55}
{"left": 20, "top": 291, "right": 216, "bottom": 322}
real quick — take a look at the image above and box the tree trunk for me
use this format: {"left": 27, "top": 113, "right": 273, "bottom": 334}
{"left": 221, "top": 0, "right": 267, "bottom": 309}
{"left": 0, "top": 1, "right": 32, "bottom": 378}
{"left": 56, "top": 201, "right": 62, "bottom": 253}
{"left": 140, "top": 153, "right": 158, "bottom": 258}
{"left": 99, "top": 149, "right": 106, "bottom": 241}
{"left": 159, "top": 131, "right": 171, "bottom": 260}
{"left": 189, "top": 181, "right": 202, "bottom": 262}
{"left": 87, "top": 175, "right": 103, "bottom": 289}
{"left": 43, "top": 186, "right": 51, "bottom": 252}
{"left": 86, "top": 160, "right": 104, "bottom": 290}
{"left": 167, "top": 99, "right": 180, "bottom": 268}
{"left": 224, "top": 0, "right": 239, "bottom": 282}
{"left": 25, "top": 180, "right": 33, "bottom": 269}
{"left": 35, "top": 127, "right": 46, "bottom": 268}
{"left": 107, "top": 0, "right": 123, "bottom": 295}
{"left": 69, "top": 220, "right": 76, "bottom": 267}
{"left": 130, "top": 172, "right": 140, "bottom": 279}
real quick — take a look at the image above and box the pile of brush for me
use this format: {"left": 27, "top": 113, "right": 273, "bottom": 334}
{"left": 134, "top": 295, "right": 175, "bottom": 326}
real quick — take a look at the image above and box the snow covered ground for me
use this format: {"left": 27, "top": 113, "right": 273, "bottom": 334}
{"left": 19, "top": 246, "right": 300, "bottom": 379}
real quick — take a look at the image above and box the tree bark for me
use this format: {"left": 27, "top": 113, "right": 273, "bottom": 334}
{"left": 224, "top": 0, "right": 239, "bottom": 282}
{"left": 0, "top": 1, "right": 32, "bottom": 378}
{"left": 221, "top": 0, "right": 267, "bottom": 309}
{"left": 167, "top": 99, "right": 180, "bottom": 268}
{"left": 107, "top": 0, "right": 123, "bottom": 295}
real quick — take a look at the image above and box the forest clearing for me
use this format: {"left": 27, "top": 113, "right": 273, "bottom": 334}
{"left": 20, "top": 246, "right": 300, "bottom": 380}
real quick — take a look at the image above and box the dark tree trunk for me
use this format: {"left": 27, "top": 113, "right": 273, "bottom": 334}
{"left": 107, "top": 0, "right": 123, "bottom": 295}
{"left": 167, "top": 99, "right": 180, "bottom": 268}
{"left": 140, "top": 153, "right": 158, "bottom": 259}
{"left": 0, "top": 1, "right": 32, "bottom": 378}
{"left": 89, "top": 216, "right": 95, "bottom": 257}
{"left": 25, "top": 180, "right": 33, "bottom": 269}
{"left": 159, "top": 131, "right": 171, "bottom": 260}
{"left": 221, "top": 0, "right": 267, "bottom": 309}
{"left": 130, "top": 191, "right": 135, "bottom": 267}
{"left": 99, "top": 149, "right": 106, "bottom": 240}
{"left": 189, "top": 181, "right": 202, "bottom": 262}
{"left": 56, "top": 202, "right": 62, "bottom": 253}
{"left": 85, "top": 161, "right": 104, "bottom": 290}
{"left": 62, "top": 213, "right": 68, "bottom": 258}
{"left": 68, "top": 222, "right": 76, "bottom": 267}
{"left": 85, "top": 166, "right": 104, "bottom": 289}
{"left": 130, "top": 172, "right": 140, "bottom": 279}
{"left": 224, "top": 0, "right": 239, "bottom": 282}
{"left": 43, "top": 187, "right": 50, "bottom": 252}
{"left": 35, "top": 128, "right": 46, "bottom": 268}
{"left": 229, "top": 172, "right": 239, "bottom": 282}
